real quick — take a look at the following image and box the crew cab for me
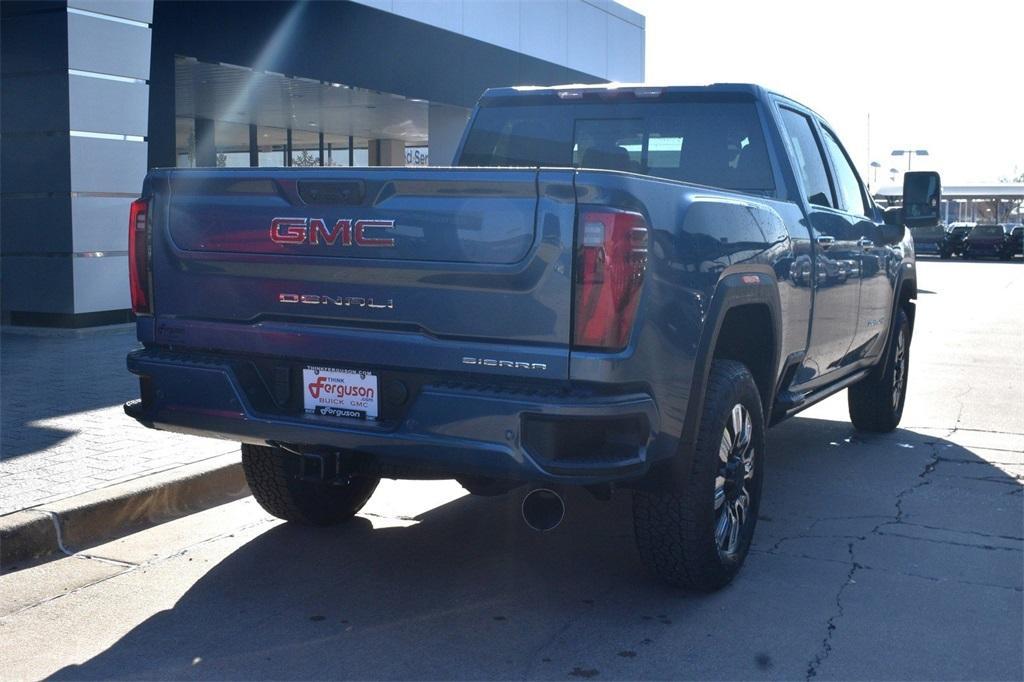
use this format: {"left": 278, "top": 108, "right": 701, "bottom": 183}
{"left": 962, "top": 223, "right": 1010, "bottom": 259}
{"left": 125, "top": 84, "right": 941, "bottom": 590}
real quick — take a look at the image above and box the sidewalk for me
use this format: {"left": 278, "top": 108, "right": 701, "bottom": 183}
{"left": 0, "top": 327, "right": 237, "bottom": 516}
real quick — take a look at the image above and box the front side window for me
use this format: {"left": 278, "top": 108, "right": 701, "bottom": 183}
{"left": 778, "top": 108, "right": 834, "bottom": 209}
{"left": 822, "top": 128, "right": 868, "bottom": 216}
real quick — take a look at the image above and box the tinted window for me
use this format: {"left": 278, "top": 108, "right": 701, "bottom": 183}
{"left": 778, "top": 108, "right": 834, "bottom": 208}
{"left": 973, "top": 225, "right": 1004, "bottom": 236}
{"left": 822, "top": 128, "right": 868, "bottom": 216}
{"left": 458, "top": 98, "right": 774, "bottom": 193}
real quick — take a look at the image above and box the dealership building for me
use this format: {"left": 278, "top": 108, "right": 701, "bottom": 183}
{"left": 1, "top": 0, "right": 644, "bottom": 327}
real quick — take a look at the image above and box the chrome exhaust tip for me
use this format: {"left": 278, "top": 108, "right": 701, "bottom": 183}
{"left": 521, "top": 488, "right": 565, "bottom": 532}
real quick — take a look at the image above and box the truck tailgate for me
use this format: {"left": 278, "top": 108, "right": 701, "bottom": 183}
{"left": 146, "top": 167, "right": 576, "bottom": 379}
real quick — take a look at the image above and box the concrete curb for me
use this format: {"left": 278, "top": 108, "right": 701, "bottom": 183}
{"left": 0, "top": 452, "right": 249, "bottom": 569}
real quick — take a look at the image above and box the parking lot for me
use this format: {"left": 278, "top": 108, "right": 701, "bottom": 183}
{"left": 1, "top": 259, "right": 1021, "bottom": 680}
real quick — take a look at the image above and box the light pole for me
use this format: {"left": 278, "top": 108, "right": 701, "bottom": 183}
{"left": 870, "top": 161, "right": 881, "bottom": 190}
{"left": 889, "top": 168, "right": 899, "bottom": 183}
{"left": 891, "top": 148, "right": 929, "bottom": 171}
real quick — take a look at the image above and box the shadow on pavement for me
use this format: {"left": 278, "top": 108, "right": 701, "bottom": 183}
{"left": 0, "top": 330, "right": 141, "bottom": 459}
{"left": 50, "top": 417, "right": 1023, "bottom": 680}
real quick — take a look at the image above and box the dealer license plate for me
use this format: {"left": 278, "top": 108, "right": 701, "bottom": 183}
{"left": 302, "top": 366, "right": 379, "bottom": 420}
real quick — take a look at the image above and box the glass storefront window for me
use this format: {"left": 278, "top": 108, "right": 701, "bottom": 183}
{"left": 175, "top": 117, "right": 195, "bottom": 167}
{"left": 290, "top": 129, "right": 320, "bottom": 166}
{"left": 257, "top": 126, "right": 286, "bottom": 167}
{"left": 214, "top": 120, "right": 250, "bottom": 167}
{"left": 323, "top": 132, "right": 350, "bottom": 167}
{"left": 405, "top": 146, "right": 429, "bottom": 166}
{"left": 352, "top": 138, "right": 369, "bottom": 167}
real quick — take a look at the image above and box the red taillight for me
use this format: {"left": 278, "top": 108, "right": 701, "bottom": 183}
{"left": 128, "top": 198, "right": 151, "bottom": 314}
{"left": 573, "top": 209, "right": 649, "bottom": 350}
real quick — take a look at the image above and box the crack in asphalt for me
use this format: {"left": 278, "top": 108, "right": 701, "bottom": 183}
{"left": 805, "top": 541, "right": 860, "bottom": 680}
{"left": 803, "top": 440, "right": 944, "bottom": 681}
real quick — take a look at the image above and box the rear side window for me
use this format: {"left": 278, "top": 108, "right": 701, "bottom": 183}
{"left": 458, "top": 98, "right": 775, "bottom": 193}
{"left": 779, "top": 108, "right": 834, "bottom": 209}
{"left": 973, "top": 225, "right": 1004, "bottom": 236}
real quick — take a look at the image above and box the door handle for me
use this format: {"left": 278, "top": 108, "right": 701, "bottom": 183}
{"left": 857, "top": 238, "right": 875, "bottom": 248}
{"left": 816, "top": 236, "right": 835, "bottom": 250}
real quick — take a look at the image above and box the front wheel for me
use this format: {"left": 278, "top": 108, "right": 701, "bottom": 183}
{"left": 848, "top": 308, "right": 910, "bottom": 433}
{"left": 633, "top": 360, "right": 765, "bottom": 591}
{"left": 241, "top": 444, "right": 379, "bottom": 525}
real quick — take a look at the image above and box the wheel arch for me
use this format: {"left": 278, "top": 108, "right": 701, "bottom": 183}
{"left": 676, "top": 270, "right": 783, "bottom": 464}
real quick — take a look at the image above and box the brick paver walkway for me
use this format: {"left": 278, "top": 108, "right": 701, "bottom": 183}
{"left": 0, "top": 327, "right": 237, "bottom": 515}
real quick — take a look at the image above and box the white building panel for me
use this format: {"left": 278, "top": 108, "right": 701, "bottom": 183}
{"left": 69, "top": 75, "right": 149, "bottom": 137}
{"left": 70, "top": 137, "right": 148, "bottom": 194}
{"left": 71, "top": 196, "right": 132, "bottom": 252}
{"left": 605, "top": 16, "right": 643, "bottom": 82}
{"left": 462, "top": 0, "right": 521, "bottom": 53}
{"left": 67, "top": 12, "right": 151, "bottom": 80}
{"left": 566, "top": 0, "right": 607, "bottom": 78}
{"left": 518, "top": 0, "right": 569, "bottom": 68}
{"left": 73, "top": 256, "right": 130, "bottom": 313}
{"left": 393, "top": 0, "right": 463, "bottom": 33}
{"left": 352, "top": 0, "right": 644, "bottom": 82}
{"left": 68, "top": 0, "right": 154, "bottom": 24}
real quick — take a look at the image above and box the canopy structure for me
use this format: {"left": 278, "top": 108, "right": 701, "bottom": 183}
{"left": 874, "top": 184, "right": 1024, "bottom": 224}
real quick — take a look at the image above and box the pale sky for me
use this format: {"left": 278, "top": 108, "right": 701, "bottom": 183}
{"left": 618, "top": 0, "right": 1023, "bottom": 187}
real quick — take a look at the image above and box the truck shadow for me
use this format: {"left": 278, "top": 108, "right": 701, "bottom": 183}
{"left": 49, "top": 417, "right": 1023, "bottom": 680}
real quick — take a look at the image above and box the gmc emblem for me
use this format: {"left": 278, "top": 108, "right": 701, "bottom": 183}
{"left": 270, "top": 217, "right": 395, "bottom": 247}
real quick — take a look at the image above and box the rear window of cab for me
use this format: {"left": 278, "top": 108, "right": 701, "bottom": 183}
{"left": 458, "top": 97, "right": 775, "bottom": 194}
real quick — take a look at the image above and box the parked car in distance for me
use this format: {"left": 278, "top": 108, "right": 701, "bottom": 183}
{"left": 910, "top": 223, "right": 947, "bottom": 257}
{"left": 962, "top": 223, "right": 1009, "bottom": 259}
{"left": 1002, "top": 224, "right": 1023, "bottom": 259}
{"left": 944, "top": 222, "right": 975, "bottom": 258}
{"left": 124, "top": 83, "right": 940, "bottom": 591}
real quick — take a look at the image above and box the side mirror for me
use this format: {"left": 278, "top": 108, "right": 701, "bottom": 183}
{"left": 902, "top": 171, "right": 941, "bottom": 228}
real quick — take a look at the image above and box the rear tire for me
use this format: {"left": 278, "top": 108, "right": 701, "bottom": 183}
{"left": 633, "top": 360, "right": 765, "bottom": 591}
{"left": 848, "top": 308, "right": 910, "bottom": 433}
{"left": 241, "top": 444, "right": 379, "bottom": 525}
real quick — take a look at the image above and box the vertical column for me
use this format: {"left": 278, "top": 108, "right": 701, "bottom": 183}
{"left": 194, "top": 118, "right": 216, "bottom": 167}
{"left": 368, "top": 139, "right": 406, "bottom": 166}
{"left": 427, "top": 103, "right": 471, "bottom": 166}
{"left": 249, "top": 124, "right": 259, "bottom": 167}
{"left": 1, "top": 3, "right": 75, "bottom": 322}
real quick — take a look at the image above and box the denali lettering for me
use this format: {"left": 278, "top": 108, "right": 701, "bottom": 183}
{"left": 279, "top": 293, "right": 394, "bottom": 309}
{"left": 462, "top": 356, "right": 548, "bottom": 371}
{"left": 270, "top": 217, "right": 395, "bottom": 247}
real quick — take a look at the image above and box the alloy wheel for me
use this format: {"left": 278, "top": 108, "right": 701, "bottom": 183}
{"left": 892, "top": 328, "right": 907, "bottom": 410}
{"left": 714, "top": 404, "right": 755, "bottom": 559}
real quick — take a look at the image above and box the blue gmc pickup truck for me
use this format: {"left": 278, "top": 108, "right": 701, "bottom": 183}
{"left": 125, "top": 84, "right": 941, "bottom": 590}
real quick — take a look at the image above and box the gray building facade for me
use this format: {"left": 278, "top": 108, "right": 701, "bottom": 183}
{"left": 1, "top": 0, "right": 644, "bottom": 327}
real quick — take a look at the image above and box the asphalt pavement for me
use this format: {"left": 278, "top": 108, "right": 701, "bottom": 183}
{"left": 1, "top": 259, "right": 1021, "bottom": 681}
